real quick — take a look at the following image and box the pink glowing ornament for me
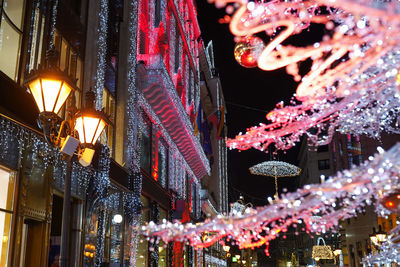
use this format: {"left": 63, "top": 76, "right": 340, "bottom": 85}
{"left": 234, "top": 36, "right": 265, "bottom": 68}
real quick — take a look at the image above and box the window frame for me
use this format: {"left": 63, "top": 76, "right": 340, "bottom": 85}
{"left": 317, "top": 159, "right": 330, "bottom": 170}
{"left": 0, "top": 165, "right": 17, "bottom": 267}
{"left": 0, "top": 0, "right": 26, "bottom": 81}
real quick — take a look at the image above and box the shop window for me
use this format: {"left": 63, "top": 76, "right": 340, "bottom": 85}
{"left": 158, "top": 208, "right": 167, "bottom": 267}
{"left": 0, "top": 0, "right": 25, "bottom": 80}
{"left": 84, "top": 212, "right": 99, "bottom": 265}
{"left": 137, "top": 196, "right": 149, "bottom": 266}
{"left": 123, "top": 219, "right": 133, "bottom": 265}
{"left": 50, "top": 195, "right": 83, "bottom": 267}
{"left": 318, "top": 159, "right": 330, "bottom": 170}
{"left": 0, "top": 167, "right": 15, "bottom": 266}
{"left": 101, "top": 88, "right": 115, "bottom": 154}
{"left": 104, "top": 192, "right": 124, "bottom": 265}
{"left": 184, "top": 245, "right": 189, "bottom": 267}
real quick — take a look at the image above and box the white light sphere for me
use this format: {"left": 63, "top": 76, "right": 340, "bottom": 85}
{"left": 113, "top": 214, "right": 123, "bottom": 224}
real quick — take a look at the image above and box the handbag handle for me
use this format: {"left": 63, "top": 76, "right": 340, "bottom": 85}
{"left": 317, "top": 237, "right": 327, "bottom": 246}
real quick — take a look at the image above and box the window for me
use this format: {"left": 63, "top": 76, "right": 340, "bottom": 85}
{"left": 104, "top": 192, "right": 124, "bottom": 265}
{"left": 140, "top": 115, "right": 152, "bottom": 174}
{"left": 188, "top": 68, "right": 193, "bottom": 105}
{"left": 65, "top": 0, "right": 82, "bottom": 16}
{"left": 53, "top": 30, "right": 84, "bottom": 90}
{"left": 185, "top": 174, "right": 192, "bottom": 207}
{"left": 101, "top": 88, "right": 116, "bottom": 154}
{"left": 191, "top": 182, "right": 196, "bottom": 215}
{"left": 53, "top": 30, "right": 83, "bottom": 119}
{"left": 154, "top": 0, "right": 161, "bottom": 27}
{"left": 158, "top": 208, "right": 167, "bottom": 267}
{"left": 27, "top": 1, "right": 45, "bottom": 73}
{"left": 0, "top": 166, "right": 15, "bottom": 266}
{"left": 139, "top": 29, "right": 147, "bottom": 55}
{"left": 318, "top": 159, "right": 330, "bottom": 170}
{"left": 157, "top": 140, "right": 168, "bottom": 188}
{"left": 174, "top": 21, "right": 180, "bottom": 73}
{"left": 317, "top": 145, "right": 329, "bottom": 153}
{"left": 138, "top": 0, "right": 149, "bottom": 55}
{"left": 0, "top": 0, "right": 25, "bottom": 80}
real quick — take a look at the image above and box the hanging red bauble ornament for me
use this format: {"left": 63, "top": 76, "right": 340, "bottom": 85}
{"left": 381, "top": 190, "right": 400, "bottom": 213}
{"left": 234, "top": 36, "right": 265, "bottom": 68}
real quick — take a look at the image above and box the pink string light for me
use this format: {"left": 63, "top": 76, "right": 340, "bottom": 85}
{"left": 224, "top": 0, "right": 400, "bottom": 151}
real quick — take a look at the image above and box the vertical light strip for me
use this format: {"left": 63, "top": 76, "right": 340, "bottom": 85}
{"left": 94, "top": 0, "right": 109, "bottom": 110}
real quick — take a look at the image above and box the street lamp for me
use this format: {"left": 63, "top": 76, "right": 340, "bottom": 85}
{"left": 370, "top": 226, "right": 387, "bottom": 245}
{"left": 25, "top": 50, "right": 74, "bottom": 113}
{"left": 25, "top": 49, "right": 109, "bottom": 267}
{"left": 223, "top": 245, "right": 231, "bottom": 253}
{"left": 333, "top": 249, "right": 341, "bottom": 256}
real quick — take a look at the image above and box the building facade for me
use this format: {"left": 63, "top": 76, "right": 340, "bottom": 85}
{"left": 298, "top": 133, "right": 400, "bottom": 267}
{"left": 329, "top": 133, "right": 400, "bottom": 267}
{"left": 198, "top": 40, "right": 229, "bottom": 267}
{"left": 0, "top": 0, "right": 228, "bottom": 266}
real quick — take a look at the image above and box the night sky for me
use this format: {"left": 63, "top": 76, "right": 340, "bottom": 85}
{"left": 195, "top": 1, "right": 305, "bottom": 206}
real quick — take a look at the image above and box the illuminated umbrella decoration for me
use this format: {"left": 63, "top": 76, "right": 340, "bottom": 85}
{"left": 249, "top": 161, "right": 301, "bottom": 199}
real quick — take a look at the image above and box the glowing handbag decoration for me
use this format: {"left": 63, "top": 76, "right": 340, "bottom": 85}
{"left": 312, "top": 237, "right": 334, "bottom": 260}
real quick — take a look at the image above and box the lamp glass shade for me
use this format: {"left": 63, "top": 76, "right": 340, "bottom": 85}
{"left": 370, "top": 235, "right": 378, "bottom": 244}
{"left": 28, "top": 77, "right": 73, "bottom": 114}
{"left": 376, "top": 233, "right": 386, "bottom": 243}
{"left": 223, "top": 245, "right": 230, "bottom": 252}
{"left": 75, "top": 115, "right": 106, "bottom": 145}
{"left": 333, "top": 249, "right": 341, "bottom": 256}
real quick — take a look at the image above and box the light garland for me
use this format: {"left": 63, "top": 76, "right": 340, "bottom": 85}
{"left": 141, "top": 144, "right": 400, "bottom": 254}
{"left": 94, "top": 0, "right": 109, "bottom": 110}
{"left": 217, "top": 0, "right": 400, "bottom": 152}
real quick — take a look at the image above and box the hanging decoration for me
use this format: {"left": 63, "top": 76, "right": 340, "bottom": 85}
{"left": 233, "top": 36, "right": 265, "bottom": 68}
{"left": 141, "top": 144, "right": 400, "bottom": 254}
{"left": 249, "top": 161, "right": 301, "bottom": 199}
{"left": 312, "top": 237, "right": 334, "bottom": 261}
{"left": 214, "top": 0, "right": 400, "bottom": 152}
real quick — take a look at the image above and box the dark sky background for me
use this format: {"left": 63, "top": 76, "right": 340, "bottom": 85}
{"left": 195, "top": 1, "right": 304, "bottom": 206}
